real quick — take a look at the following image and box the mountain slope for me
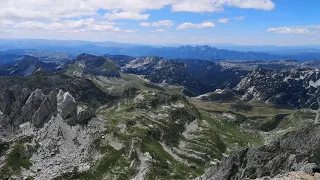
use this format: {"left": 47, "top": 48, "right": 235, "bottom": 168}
{"left": 236, "top": 68, "right": 320, "bottom": 109}
{"left": 108, "top": 55, "right": 248, "bottom": 96}
{"left": 66, "top": 53, "right": 120, "bottom": 77}
{"left": 0, "top": 56, "right": 62, "bottom": 76}
{"left": 0, "top": 70, "right": 264, "bottom": 179}
{"left": 197, "top": 124, "right": 320, "bottom": 180}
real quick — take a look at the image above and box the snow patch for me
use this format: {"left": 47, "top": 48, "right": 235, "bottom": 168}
{"left": 214, "top": 89, "right": 224, "bottom": 94}
{"left": 172, "top": 103, "right": 185, "bottom": 108}
{"left": 222, "top": 113, "right": 236, "bottom": 120}
{"left": 309, "top": 79, "right": 320, "bottom": 88}
{"left": 248, "top": 86, "right": 255, "bottom": 93}
{"left": 283, "top": 75, "right": 291, "bottom": 82}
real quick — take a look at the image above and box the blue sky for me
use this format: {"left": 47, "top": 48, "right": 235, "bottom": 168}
{"left": 0, "top": 0, "right": 319, "bottom": 46}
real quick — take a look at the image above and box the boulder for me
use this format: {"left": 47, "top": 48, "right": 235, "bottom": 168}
{"left": 57, "top": 89, "right": 77, "bottom": 126}
{"left": 32, "top": 91, "right": 57, "bottom": 128}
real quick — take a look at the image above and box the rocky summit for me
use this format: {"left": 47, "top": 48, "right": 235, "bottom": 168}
{"left": 0, "top": 53, "right": 320, "bottom": 180}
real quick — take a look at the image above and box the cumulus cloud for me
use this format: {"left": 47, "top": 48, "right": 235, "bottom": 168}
{"left": 140, "top": 20, "right": 174, "bottom": 27}
{"left": 235, "top": 16, "right": 245, "bottom": 20}
{"left": 124, "top": 29, "right": 138, "bottom": 33}
{"left": 0, "top": 0, "right": 275, "bottom": 40}
{"left": 0, "top": 0, "right": 275, "bottom": 22}
{"left": 3, "top": 18, "right": 121, "bottom": 33}
{"left": 177, "top": 22, "right": 215, "bottom": 30}
{"left": 172, "top": 0, "right": 275, "bottom": 12}
{"left": 218, "top": 18, "right": 230, "bottom": 23}
{"left": 104, "top": 10, "right": 149, "bottom": 20}
{"left": 156, "top": 29, "right": 166, "bottom": 32}
{"left": 267, "top": 27, "right": 317, "bottom": 35}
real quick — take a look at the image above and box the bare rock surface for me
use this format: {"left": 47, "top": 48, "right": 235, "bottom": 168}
{"left": 31, "top": 91, "right": 57, "bottom": 127}
{"left": 21, "top": 89, "right": 45, "bottom": 123}
{"left": 21, "top": 114, "right": 106, "bottom": 179}
{"left": 196, "top": 125, "right": 320, "bottom": 180}
{"left": 57, "top": 90, "right": 77, "bottom": 126}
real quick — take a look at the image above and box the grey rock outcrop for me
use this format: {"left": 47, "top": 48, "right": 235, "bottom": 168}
{"left": 76, "top": 106, "right": 92, "bottom": 124}
{"left": 19, "top": 88, "right": 32, "bottom": 104}
{"left": 1, "top": 89, "right": 15, "bottom": 114}
{"left": 57, "top": 90, "right": 77, "bottom": 126}
{"left": 21, "top": 89, "right": 45, "bottom": 123}
{"left": 31, "top": 91, "right": 57, "bottom": 128}
{"left": 197, "top": 125, "right": 320, "bottom": 180}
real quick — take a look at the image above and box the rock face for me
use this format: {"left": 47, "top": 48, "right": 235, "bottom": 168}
{"left": 21, "top": 89, "right": 45, "bottom": 123}
{"left": 236, "top": 68, "right": 320, "bottom": 109}
{"left": 20, "top": 88, "right": 32, "bottom": 105}
{"left": 1, "top": 89, "right": 15, "bottom": 115}
{"left": 197, "top": 125, "right": 320, "bottom": 180}
{"left": 0, "top": 85, "right": 94, "bottom": 129}
{"left": 57, "top": 90, "right": 77, "bottom": 126}
{"left": 31, "top": 91, "right": 57, "bottom": 128}
{"left": 76, "top": 106, "right": 92, "bottom": 124}
{"left": 108, "top": 56, "right": 247, "bottom": 96}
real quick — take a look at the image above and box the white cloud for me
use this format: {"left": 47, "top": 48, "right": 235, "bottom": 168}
{"left": 140, "top": 20, "right": 174, "bottom": 27}
{"left": 140, "top": 22, "right": 151, "bottom": 27}
{"left": 235, "top": 16, "right": 245, "bottom": 20}
{"left": 156, "top": 29, "right": 166, "bottom": 32}
{"left": 124, "top": 29, "right": 138, "bottom": 33}
{"left": 4, "top": 18, "right": 120, "bottom": 33}
{"left": 218, "top": 18, "right": 230, "bottom": 23}
{"left": 0, "top": 0, "right": 275, "bottom": 22}
{"left": 177, "top": 22, "right": 215, "bottom": 30}
{"left": 172, "top": 0, "right": 275, "bottom": 12}
{"left": 267, "top": 27, "right": 317, "bottom": 35}
{"left": 104, "top": 10, "right": 149, "bottom": 20}
{"left": 0, "top": 0, "right": 277, "bottom": 43}
{"left": 153, "top": 20, "right": 174, "bottom": 27}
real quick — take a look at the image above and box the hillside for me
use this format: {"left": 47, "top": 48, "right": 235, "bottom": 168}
{"left": 108, "top": 55, "right": 248, "bottom": 96}
{"left": 236, "top": 68, "right": 320, "bottom": 109}
{"left": 0, "top": 71, "right": 267, "bottom": 179}
{"left": 65, "top": 53, "right": 120, "bottom": 77}
{"left": 0, "top": 56, "right": 62, "bottom": 76}
{"left": 0, "top": 52, "right": 319, "bottom": 179}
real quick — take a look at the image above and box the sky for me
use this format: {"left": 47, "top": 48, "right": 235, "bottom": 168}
{"left": 0, "top": 0, "right": 319, "bottom": 46}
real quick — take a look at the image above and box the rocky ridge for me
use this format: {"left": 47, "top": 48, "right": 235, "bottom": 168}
{"left": 236, "top": 68, "right": 320, "bottom": 109}
{"left": 196, "top": 124, "right": 320, "bottom": 180}
{"left": 66, "top": 53, "right": 120, "bottom": 77}
{"left": 0, "top": 55, "right": 62, "bottom": 76}
{"left": 108, "top": 55, "right": 247, "bottom": 96}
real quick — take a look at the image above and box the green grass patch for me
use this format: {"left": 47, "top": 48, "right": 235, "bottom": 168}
{"left": 0, "top": 143, "right": 33, "bottom": 179}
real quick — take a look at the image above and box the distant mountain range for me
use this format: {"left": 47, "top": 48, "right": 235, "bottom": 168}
{"left": 0, "top": 55, "right": 62, "bottom": 76}
{"left": 1, "top": 39, "right": 320, "bottom": 61}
